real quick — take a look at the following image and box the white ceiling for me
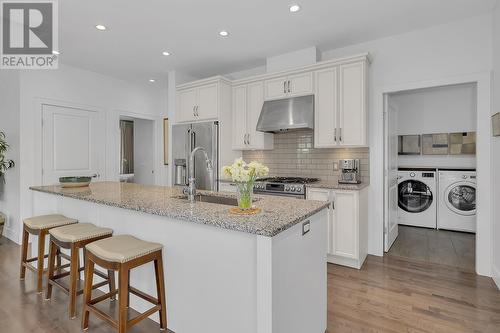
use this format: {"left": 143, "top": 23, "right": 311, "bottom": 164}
{"left": 58, "top": 0, "right": 496, "bottom": 83}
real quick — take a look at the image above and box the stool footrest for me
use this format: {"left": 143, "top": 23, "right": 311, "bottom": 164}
{"left": 128, "top": 305, "right": 161, "bottom": 328}
{"left": 129, "top": 286, "right": 158, "bottom": 305}
{"left": 86, "top": 304, "right": 118, "bottom": 329}
{"left": 26, "top": 254, "right": 48, "bottom": 263}
{"left": 89, "top": 290, "right": 119, "bottom": 305}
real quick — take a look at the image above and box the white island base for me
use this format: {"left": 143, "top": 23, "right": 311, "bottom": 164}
{"left": 31, "top": 191, "right": 327, "bottom": 333}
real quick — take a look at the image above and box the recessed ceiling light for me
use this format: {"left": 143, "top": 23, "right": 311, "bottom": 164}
{"left": 149, "top": 79, "right": 155, "bottom": 83}
{"left": 219, "top": 30, "right": 229, "bottom": 37}
{"left": 289, "top": 4, "right": 301, "bottom": 12}
{"left": 95, "top": 24, "right": 107, "bottom": 31}
{"left": 162, "top": 51, "right": 171, "bottom": 56}
{"left": 52, "top": 50, "right": 60, "bottom": 55}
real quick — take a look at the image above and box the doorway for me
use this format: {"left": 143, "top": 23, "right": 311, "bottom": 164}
{"left": 383, "top": 82, "right": 478, "bottom": 271}
{"left": 119, "top": 116, "right": 155, "bottom": 185}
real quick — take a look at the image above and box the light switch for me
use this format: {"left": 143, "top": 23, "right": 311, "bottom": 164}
{"left": 333, "top": 162, "right": 339, "bottom": 171}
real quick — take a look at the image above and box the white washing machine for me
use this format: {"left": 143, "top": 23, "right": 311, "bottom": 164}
{"left": 398, "top": 170, "right": 437, "bottom": 229}
{"left": 438, "top": 170, "right": 476, "bottom": 233}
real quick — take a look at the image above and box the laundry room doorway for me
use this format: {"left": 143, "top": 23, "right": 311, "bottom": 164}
{"left": 381, "top": 74, "right": 491, "bottom": 275}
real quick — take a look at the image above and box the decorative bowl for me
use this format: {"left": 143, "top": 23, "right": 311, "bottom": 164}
{"left": 59, "top": 176, "right": 92, "bottom": 188}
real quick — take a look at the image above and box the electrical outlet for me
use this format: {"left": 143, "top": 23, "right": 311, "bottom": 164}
{"left": 333, "top": 162, "right": 339, "bottom": 171}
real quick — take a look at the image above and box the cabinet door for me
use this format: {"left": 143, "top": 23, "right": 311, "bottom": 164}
{"left": 332, "top": 191, "right": 358, "bottom": 259}
{"left": 339, "top": 61, "right": 366, "bottom": 146}
{"left": 246, "top": 81, "right": 273, "bottom": 149}
{"left": 264, "top": 76, "right": 288, "bottom": 100}
{"left": 314, "top": 67, "right": 338, "bottom": 148}
{"left": 177, "top": 88, "right": 197, "bottom": 122}
{"left": 197, "top": 83, "right": 219, "bottom": 120}
{"left": 307, "top": 188, "right": 333, "bottom": 255}
{"left": 288, "top": 72, "right": 313, "bottom": 97}
{"left": 231, "top": 85, "right": 247, "bottom": 150}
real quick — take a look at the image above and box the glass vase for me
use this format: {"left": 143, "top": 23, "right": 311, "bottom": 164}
{"left": 235, "top": 181, "right": 254, "bottom": 210}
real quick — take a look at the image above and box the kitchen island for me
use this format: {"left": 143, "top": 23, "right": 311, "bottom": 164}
{"left": 30, "top": 182, "right": 329, "bottom": 333}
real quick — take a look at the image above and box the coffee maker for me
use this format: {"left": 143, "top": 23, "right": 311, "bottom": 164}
{"left": 338, "top": 159, "right": 361, "bottom": 184}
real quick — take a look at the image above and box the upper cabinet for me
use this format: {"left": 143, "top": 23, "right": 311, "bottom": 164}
{"left": 314, "top": 59, "right": 367, "bottom": 148}
{"left": 264, "top": 72, "right": 313, "bottom": 101}
{"left": 232, "top": 82, "right": 273, "bottom": 150}
{"left": 176, "top": 78, "right": 228, "bottom": 123}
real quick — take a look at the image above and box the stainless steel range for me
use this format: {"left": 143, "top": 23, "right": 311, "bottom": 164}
{"left": 253, "top": 177, "right": 319, "bottom": 199}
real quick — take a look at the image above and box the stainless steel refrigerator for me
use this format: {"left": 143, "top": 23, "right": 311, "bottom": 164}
{"left": 172, "top": 121, "right": 218, "bottom": 191}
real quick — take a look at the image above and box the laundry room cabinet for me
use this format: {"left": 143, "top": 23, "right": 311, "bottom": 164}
{"left": 307, "top": 186, "right": 368, "bottom": 269}
{"left": 314, "top": 59, "right": 368, "bottom": 148}
{"left": 231, "top": 82, "right": 274, "bottom": 150}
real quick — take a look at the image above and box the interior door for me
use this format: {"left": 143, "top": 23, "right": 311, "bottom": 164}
{"left": 231, "top": 84, "right": 247, "bottom": 149}
{"left": 42, "top": 104, "right": 103, "bottom": 185}
{"left": 197, "top": 83, "right": 218, "bottom": 120}
{"left": 384, "top": 96, "right": 399, "bottom": 252}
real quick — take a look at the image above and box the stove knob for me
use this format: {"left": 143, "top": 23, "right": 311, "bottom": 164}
{"left": 290, "top": 187, "right": 296, "bottom": 192}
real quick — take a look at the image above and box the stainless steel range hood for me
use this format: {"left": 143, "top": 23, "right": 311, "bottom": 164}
{"left": 256, "top": 95, "right": 314, "bottom": 133}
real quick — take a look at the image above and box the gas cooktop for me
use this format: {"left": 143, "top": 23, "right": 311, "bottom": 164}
{"left": 254, "top": 177, "right": 320, "bottom": 198}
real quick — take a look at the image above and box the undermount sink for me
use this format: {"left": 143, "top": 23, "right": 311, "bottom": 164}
{"left": 174, "top": 194, "right": 240, "bottom": 206}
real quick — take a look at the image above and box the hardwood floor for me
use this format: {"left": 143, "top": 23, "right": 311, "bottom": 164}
{"left": 388, "top": 225, "right": 475, "bottom": 270}
{"left": 1, "top": 236, "right": 499, "bottom": 332}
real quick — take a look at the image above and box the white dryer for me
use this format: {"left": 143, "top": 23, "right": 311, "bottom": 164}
{"left": 438, "top": 170, "right": 476, "bottom": 233}
{"left": 398, "top": 170, "right": 437, "bottom": 229}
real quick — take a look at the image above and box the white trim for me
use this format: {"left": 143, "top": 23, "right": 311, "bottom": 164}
{"left": 377, "top": 71, "right": 492, "bottom": 277}
{"left": 493, "top": 265, "right": 500, "bottom": 290}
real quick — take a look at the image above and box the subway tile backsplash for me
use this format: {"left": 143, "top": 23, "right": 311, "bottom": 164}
{"left": 242, "top": 130, "right": 370, "bottom": 184}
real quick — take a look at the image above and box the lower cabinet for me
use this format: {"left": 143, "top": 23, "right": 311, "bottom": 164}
{"left": 306, "top": 187, "right": 368, "bottom": 269}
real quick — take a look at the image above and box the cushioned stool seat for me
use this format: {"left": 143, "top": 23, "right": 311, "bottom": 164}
{"left": 24, "top": 214, "right": 77, "bottom": 230}
{"left": 50, "top": 223, "right": 113, "bottom": 243}
{"left": 86, "top": 235, "right": 163, "bottom": 263}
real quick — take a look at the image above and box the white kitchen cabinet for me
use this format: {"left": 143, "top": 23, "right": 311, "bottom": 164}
{"left": 314, "top": 59, "right": 367, "bottom": 148}
{"left": 263, "top": 72, "right": 313, "bottom": 101}
{"left": 176, "top": 78, "right": 224, "bottom": 123}
{"left": 306, "top": 186, "right": 368, "bottom": 269}
{"left": 232, "top": 82, "right": 273, "bottom": 150}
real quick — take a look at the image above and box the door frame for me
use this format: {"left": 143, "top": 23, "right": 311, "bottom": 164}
{"left": 34, "top": 97, "right": 105, "bottom": 187}
{"left": 114, "top": 110, "right": 160, "bottom": 184}
{"left": 378, "top": 72, "right": 492, "bottom": 276}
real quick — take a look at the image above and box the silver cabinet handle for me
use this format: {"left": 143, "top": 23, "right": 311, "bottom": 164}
{"left": 243, "top": 134, "right": 247, "bottom": 145}
{"left": 247, "top": 134, "right": 250, "bottom": 145}
{"left": 283, "top": 81, "right": 287, "bottom": 94}
{"left": 334, "top": 128, "right": 337, "bottom": 142}
{"left": 287, "top": 80, "right": 291, "bottom": 93}
{"left": 339, "top": 128, "right": 342, "bottom": 142}
{"left": 195, "top": 106, "right": 199, "bottom": 117}
{"left": 92, "top": 173, "right": 100, "bottom": 178}
{"left": 193, "top": 106, "right": 196, "bottom": 117}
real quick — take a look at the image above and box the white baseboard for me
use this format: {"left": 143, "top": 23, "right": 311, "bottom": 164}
{"left": 3, "top": 226, "right": 20, "bottom": 245}
{"left": 493, "top": 265, "right": 500, "bottom": 290}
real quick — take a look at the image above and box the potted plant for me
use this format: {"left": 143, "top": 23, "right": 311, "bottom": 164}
{"left": 0, "top": 131, "right": 15, "bottom": 187}
{"left": 222, "top": 158, "right": 269, "bottom": 210}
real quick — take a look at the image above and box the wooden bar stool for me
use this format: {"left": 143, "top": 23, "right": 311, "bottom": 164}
{"left": 82, "top": 235, "right": 167, "bottom": 333}
{"left": 45, "top": 223, "right": 115, "bottom": 318}
{"left": 20, "top": 214, "right": 78, "bottom": 293}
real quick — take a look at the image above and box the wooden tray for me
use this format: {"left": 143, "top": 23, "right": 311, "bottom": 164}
{"left": 228, "top": 207, "right": 261, "bottom": 216}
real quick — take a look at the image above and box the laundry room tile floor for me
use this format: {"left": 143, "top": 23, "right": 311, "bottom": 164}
{"left": 387, "top": 225, "right": 475, "bottom": 270}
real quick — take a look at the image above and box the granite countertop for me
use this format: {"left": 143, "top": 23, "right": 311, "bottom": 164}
{"left": 305, "top": 181, "right": 369, "bottom": 191}
{"left": 219, "top": 179, "right": 369, "bottom": 191}
{"left": 30, "top": 182, "right": 329, "bottom": 237}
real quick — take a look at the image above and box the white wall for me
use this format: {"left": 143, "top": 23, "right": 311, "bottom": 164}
{"left": 0, "top": 71, "right": 20, "bottom": 240}
{"left": 10, "top": 64, "right": 167, "bottom": 243}
{"left": 321, "top": 14, "right": 493, "bottom": 264}
{"left": 390, "top": 83, "right": 477, "bottom": 168}
{"left": 133, "top": 118, "right": 155, "bottom": 185}
{"left": 492, "top": 3, "right": 500, "bottom": 288}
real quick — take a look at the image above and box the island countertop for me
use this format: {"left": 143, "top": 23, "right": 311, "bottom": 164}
{"left": 30, "top": 182, "right": 329, "bottom": 237}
